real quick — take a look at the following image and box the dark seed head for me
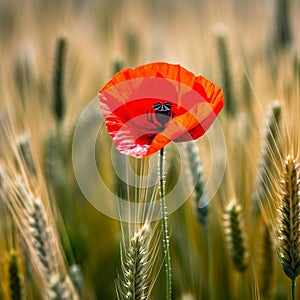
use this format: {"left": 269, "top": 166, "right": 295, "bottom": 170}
{"left": 153, "top": 102, "right": 173, "bottom": 127}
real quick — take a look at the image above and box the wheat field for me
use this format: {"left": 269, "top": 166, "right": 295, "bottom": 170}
{"left": 0, "top": 0, "right": 300, "bottom": 299}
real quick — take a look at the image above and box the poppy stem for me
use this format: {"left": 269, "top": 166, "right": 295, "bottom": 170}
{"left": 159, "top": 147, "right": 172, "bottom": 300}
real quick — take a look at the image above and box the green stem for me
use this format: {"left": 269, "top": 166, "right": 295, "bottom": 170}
{"left": 240, "top": 272, "right": 247, "bottom": 300}
{"left": 291, "top": 279, "right": 296, "bottom": 300}
{"left": 159, "top": 147, "right": 172, "bottom": 300}
{"left": 203, "top": 224, "right": 211, "bottom": 300}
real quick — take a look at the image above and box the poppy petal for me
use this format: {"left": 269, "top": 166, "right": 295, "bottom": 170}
{"left": 99, "top": 62, "right": 224, "bottom": 158}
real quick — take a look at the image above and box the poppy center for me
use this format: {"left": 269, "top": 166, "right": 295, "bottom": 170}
{"left": 147, "top": 101, "right": 174, "bottom": 129}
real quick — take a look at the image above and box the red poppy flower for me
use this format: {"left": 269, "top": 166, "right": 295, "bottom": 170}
{"left": 98, "top": 62, "right": 224, "bottom": 158}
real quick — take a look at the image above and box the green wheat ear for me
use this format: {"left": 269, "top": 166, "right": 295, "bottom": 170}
{"left": 113, "top": 59, "right": 124, "bottom": 75}
{"left": 52, "top": 37, "right": 67, "bottom": 123}
{"left": 274, "top": 0, "right": 292, "bottom": 50}
{"left": 215, "top": 25, "right": 236, "bottom": 118}
{"left": 224, "top": 201, "right": 249, "bottom": 272}
{"left": 16, "top": 134, "right": 36, "bottom": 176}
{"left": 8, "top": 251, "right": 24, "bottom": 300}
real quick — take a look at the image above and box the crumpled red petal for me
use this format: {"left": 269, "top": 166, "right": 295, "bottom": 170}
{"left": 99, "top": 62, "right": 224, "bottom": 158}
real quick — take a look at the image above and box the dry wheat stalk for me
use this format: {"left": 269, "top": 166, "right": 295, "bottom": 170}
{"left": 13, "top": 179, "right": 78, "bottom": 300}
{"left": 0, "top": 167, "right": 78, "bottom": 299}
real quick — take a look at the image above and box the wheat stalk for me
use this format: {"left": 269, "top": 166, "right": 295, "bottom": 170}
{"left": 276, "top": 155, "right": 300, "bottom": 299}
{"left": 25, "top": 187, "right": 78, "bottom": 300}
{"left": 14, "top": 179, "right": 77, "bottom": 299}
{"left": 16, "top": 134, "right": 37, "bottom": 177}
{"left": 27, "top": 196, "right": 58, "bottom": 277}
{"left": 0, "top": 118, "right": 78, "bottom": 299}
{"left": 214, "top": 24, "right": 236, "bottom": 117}
{"left": 184, "top": 141, "right": 209, "bottom": 226}
{"left": 273, "top": 0, "right": 292, "bottom": 50}
{"left": 184, "top": 141, "right": 211, "bottom": 298}
{"left": 0, "top": 164, "right": 78, "bottom": 299}
{"left": 48, "top": 274, "right": 75, "bottom": 300}
{"left": 252, "top": 101, "right": 282, "bottom": 215}
{"left": 116, "top": 223, "right": 158, "bottom": 300}
{"left": 53, "top": 37, "right": 67, "bottom": 123}
{"left": 224, "top": 201, "right": 249, "bottom": 272}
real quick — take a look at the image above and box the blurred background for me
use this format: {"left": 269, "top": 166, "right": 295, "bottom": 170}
{"left": 0, "top": 0, "right": 300, "bottom": 299}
